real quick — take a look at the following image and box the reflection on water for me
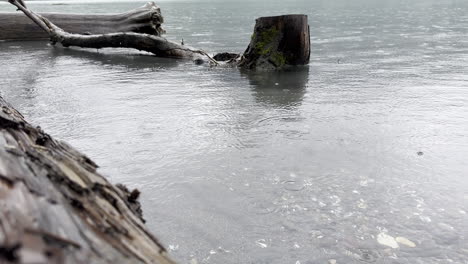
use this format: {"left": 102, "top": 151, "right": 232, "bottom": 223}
{"left": 242, "top": 66, "right": 309, "bottom": 107}
{"left": 50, "top": 46, "right": 182, "bottom": 70}
{"left": 1, "top": 0, "right": 468, "bottom": 264}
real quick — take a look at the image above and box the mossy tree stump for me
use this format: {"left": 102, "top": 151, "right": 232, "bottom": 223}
{"left": 239, "top": 15, "right": 310, "bottom": 70}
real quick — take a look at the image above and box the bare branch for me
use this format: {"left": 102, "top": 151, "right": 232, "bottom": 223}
{"left": 9, "top": 0, "right": 51, "bottom": 34}
{"left": 7, "top": 0, "right": 213, "bottom": 62}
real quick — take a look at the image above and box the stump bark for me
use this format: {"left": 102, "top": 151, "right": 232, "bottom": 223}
{"left": 0, "top": 96, "right": 176, "bottom": 264}
{"left": 239, "top": 15, "right": 310, "bottom": 70}
{"left": 0, "top": 2, "right": 164, "bottom": 41}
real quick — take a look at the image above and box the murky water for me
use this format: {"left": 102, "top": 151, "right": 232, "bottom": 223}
{"left": 1, "top": 0, "right": 468, "bottom": 263}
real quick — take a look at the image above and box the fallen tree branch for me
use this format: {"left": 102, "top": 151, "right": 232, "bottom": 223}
{"left": 8, "top": 0, "right": 51, "bottom": 34}
{"left": 8, "top": 0, "right": 217, "bottom": 64}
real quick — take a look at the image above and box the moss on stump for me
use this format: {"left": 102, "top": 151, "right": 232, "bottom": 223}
{"left": 239, "top": 15, "right": 310, "bottom": 70}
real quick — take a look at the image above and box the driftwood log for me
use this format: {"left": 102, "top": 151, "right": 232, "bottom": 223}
{"left": 0, "top": 96, "right": 176, "bottom": 264}
{"left": 6, "top": 0, "right": 215, "bottom": 63}
{"left": 0, "top": 2, "right": 164, "bottom": 41}
{"left": 5, "top": 1, "right": 310, "bottom": 69}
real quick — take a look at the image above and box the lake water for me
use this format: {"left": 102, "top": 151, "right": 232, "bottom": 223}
{"left": 1, "top": 0, "right": 468, "bottom": 263}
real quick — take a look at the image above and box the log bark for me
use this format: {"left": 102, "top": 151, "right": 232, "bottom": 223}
{"left": 238, "top": 15, "right": 310, "bottom": 70}
{"left": 0, "top": 96, "right": 176, "bottom": 264}
{"left": 0, "top": 2, "right": 164, "bottom": 41}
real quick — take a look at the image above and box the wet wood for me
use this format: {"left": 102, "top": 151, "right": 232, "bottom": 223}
{"left": 0, "top": 2, "right": 164, "bottom": 41}
{"left": 0, "top": 95, "right": 176, "bottom": 264}
{"left": 6, "top": 0, "right": 215, "bottom": 63}
{"left": 5, "top": 2, "right": 310, "bottom": 69}
{"left": 239, "top": 15, "right": 310, "bottom": 70}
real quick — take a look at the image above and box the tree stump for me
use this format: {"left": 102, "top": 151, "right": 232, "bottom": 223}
{"left": 239, "top": 15, "right": 310, "bottom": 70}
{"left": 0, "top": 96, "right": 176, "bottom": 264}
{"left": 0, "top": 2, "right": 164, "bottom": 41}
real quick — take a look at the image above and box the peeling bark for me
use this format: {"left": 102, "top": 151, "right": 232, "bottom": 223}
{"left": 0, "top": 96, "right": 176, "bottom": 264}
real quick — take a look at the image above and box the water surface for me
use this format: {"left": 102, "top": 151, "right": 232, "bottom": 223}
{"left": 1, "top": 0, "right": 468, "bottom": 263}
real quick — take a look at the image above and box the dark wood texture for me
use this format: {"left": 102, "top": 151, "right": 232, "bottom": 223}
{"left": 0, "top": 96, "right": 176, "bottom": 264}
{"left": 239, "top": 15, "right": 310, "bottom": 70}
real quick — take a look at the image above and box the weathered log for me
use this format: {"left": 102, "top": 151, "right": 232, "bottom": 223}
{"left": 0, "top": 96, "right": 176, "bottom": 263}
{"left": 239, "top": 15, "right": 310, "bottom": 70}
{"left": 6, "top": 0, "right": 216, "bottom": 63}
{"left": 0, "top": 2, "right": 164, "bottom": 41}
